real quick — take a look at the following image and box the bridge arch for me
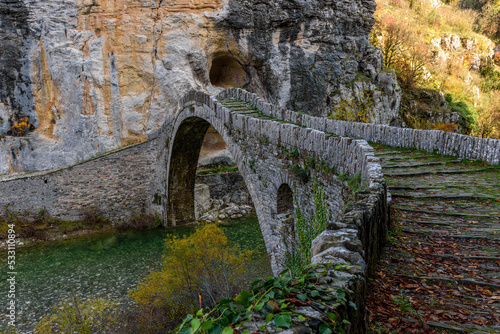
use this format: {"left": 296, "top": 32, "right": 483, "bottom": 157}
{"left": 277, "top": 183, "right": 294, "bottom": 215}
{"left": 167, "top": 116, "right": 212, "bottom": 224}
{"left": 163, "top": 102, "right": 262, "bottom": 229}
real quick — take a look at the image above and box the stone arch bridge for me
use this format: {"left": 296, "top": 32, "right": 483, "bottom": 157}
{"left": 153, "top": 89, "right": 385, "bottom": 272}
{"left": 0, "top": 88, "right": 385, "bottom": 273}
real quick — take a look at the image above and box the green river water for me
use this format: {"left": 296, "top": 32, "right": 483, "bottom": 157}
{"left": 0, "top": 216, "right": 272, "bottom": 333}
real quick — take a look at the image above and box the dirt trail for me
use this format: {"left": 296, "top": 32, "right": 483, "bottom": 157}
{"left": 367, "top": 144, "right": 500, "bottom": 333}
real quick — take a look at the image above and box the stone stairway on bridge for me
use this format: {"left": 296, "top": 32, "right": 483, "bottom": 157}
{"left": 367, "top": 144, "right": 500, "bottom": 333}
{"left": 218, "top": 98, "right": 276, "bottom": 120}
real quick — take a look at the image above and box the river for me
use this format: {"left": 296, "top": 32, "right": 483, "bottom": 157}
{"left": 0, "top": 216, "right": 272, "bottom": 333}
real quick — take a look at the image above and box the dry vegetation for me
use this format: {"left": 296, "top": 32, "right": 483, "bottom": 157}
{"left": 371, "top": 0, "right": 500, "bottom": 138}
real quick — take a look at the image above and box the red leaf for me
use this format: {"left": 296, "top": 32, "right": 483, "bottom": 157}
{"left": 284, "top": 298, "right": 309, "bottom": 306}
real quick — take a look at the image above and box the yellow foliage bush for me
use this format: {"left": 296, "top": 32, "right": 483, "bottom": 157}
{"left": 129, "top": 223, "right": 253, "bottom": 328}
{"left": 474, "top": 92, "right": 500, "bottom": 138}
{"left": 35, "top": 296, "right": 118, "bottom": 334}
{"left": 330, "top": 93, "right": 373, "bottom": 123}
{"left": 9, "top": 117, "right": 31, "bottom": 136}
{"left": 432, "top": 122, "right": 459, "bottom": 132}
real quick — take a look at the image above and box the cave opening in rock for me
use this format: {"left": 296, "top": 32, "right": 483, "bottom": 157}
{"left": 167, "top": 118, "right": 254, "bottom": 225}
{"left": 209, "top": 55, "right": 247, "bottom": 88}
{"left": 277, "top": 184, "right": 294, "bottom": 215}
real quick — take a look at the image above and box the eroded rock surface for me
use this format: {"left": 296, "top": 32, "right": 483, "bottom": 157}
{"left": 0, "top": 0, "right": 399, "bottom": 174}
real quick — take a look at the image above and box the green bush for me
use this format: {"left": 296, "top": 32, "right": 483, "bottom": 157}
{"left": 290, "top": 165, "right": 310, "bottom": 183}
{"left": 445, "top": 94, "right": 478, "bottom": 134}
{"left": 480, "top": 65, "right": 500, "bottom": 92}
{"left": 176, "top": 265, "right": 353, "bottom": 334}
{"left": 288, "top": 149, "right": 299, "bottom": 158}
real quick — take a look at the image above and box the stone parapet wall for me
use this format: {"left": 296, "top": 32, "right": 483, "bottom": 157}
{"left": 218, "top": 88, "right": 390, "bottom": 332}
{"left": 222, "top": 88, "right": 500, "bottom": 165}
{"left": 0, "top": 141, "right": 159, "bottom": 221}
{"left": 305, "top": 183, "right": 388, "bottom": 333}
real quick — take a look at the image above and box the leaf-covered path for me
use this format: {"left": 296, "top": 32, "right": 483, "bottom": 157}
{"left": 366, "top": 144, "right": 500, "bottom": 333}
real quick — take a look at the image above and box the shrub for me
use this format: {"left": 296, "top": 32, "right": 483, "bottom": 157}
{"left": 176, "top": 265, "right": 352, "bottom": 334}
{"left": 117, "top": 213, "right": 162, "bottom": 231}
{"left": 480, "top": 65, "right": 500, "bottom": 92}
{"left": 347, "top": 172, "right": 363, "bottom": 195}
{"left": 290, "top": 165, "right": 310, "bottom": 183}
{"left": 330, "top": 91, "right": 374, "bottom": 123}
{"left": 307, "top": 157, "right": 317, "bottom": 169}
{"left": 58, "top": 220, "right": 83, "bottom": 234}
{"left": 475, "top": 92, "right": 500, "bottom": 138}
{"left": 8, "top": 117, "right": 32, "bottom": 136}
{"left": 0, "top": 210, "right": 49, "bottom": 240}
{"left": 288, "top": 148, "right": 299, "bottom": 158}
{"left": 129, "top": 223, "right": 252, "bottom": 329}
{"left": 35, "top": 296, "right": 118, "bottom": 334}
{"left": 432, "top": 122, "right": 459, "bottom": 132}
{"left": 83, "top": 209, "right": 109, "bottom": 229}
{"left": 479, "top": 1, "right": 500, "bottom": 41}
{"left": 445, "top": 94, "right": 479, "bottom": 134}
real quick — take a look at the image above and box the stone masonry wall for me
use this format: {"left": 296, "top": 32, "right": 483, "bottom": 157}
{"left": 0, "top": 140, "right": 159, "bottom": 221}
{"left": 324, "top": 122, "right": 500, "bottom": 166}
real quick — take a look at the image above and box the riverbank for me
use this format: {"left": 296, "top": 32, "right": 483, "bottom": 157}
{"left": 0, "top": 211, "right": 162, "bottom": 250}
{"left": 0, "top": 210, "right": 257, "bottom": 251}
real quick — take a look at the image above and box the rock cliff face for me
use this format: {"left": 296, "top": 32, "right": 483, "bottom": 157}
{"left": 0, "top": 0, "right": 400, "bottom": 174}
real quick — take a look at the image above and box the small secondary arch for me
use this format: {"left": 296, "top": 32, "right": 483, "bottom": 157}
{"left": 277, "top": 183, "right": 294, "bottom": 215}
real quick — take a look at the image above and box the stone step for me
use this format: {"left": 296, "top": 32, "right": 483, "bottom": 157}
{"left": 387, "top": 171, "right": 500, "bottom": 188}
{"left": 374, "top": 149, "right": 440, "bottom": 157}
{"left": 229, "top": 107, "right": 257, "bottom": 112}
{"left": 404, "top": 219, "right": 500, "bottom": 229}
{"left": 382, "top": 160, "right": 462, "bottom": 168}
{"left": 401, "top": 228, "right": 500, "bottom": 239}
{"left": 389, "top": 184, "right": 500, "bottom": 190}
{"left": 236, "top": 110, "right": 261, "bottom": 114}
{"left": 395, "top": 274, "right": 500, "bottom": 289}
{"left": 432, "top": 254, "right": 500, "bottom": 261}
{"left": 393, "top": 206, "right": 499, "bottom": 219}
{"left": 370, "top": 144, "right": 500, "bottom": 332}
{"left": 391, "top": 192, "right": 499, "bottom": 200}
{"left": 384, "top": 167, "right": 493, "bottom": 177}
{"left": 374, "top": 151, "right": 404, "bottom": 156}
{"left": 412, "top": 222, "right": 500, "bottom": 231}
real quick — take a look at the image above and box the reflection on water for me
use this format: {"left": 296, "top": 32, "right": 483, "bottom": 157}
{"left": 0, "top": 216, "right": 271, "bottom": 332}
